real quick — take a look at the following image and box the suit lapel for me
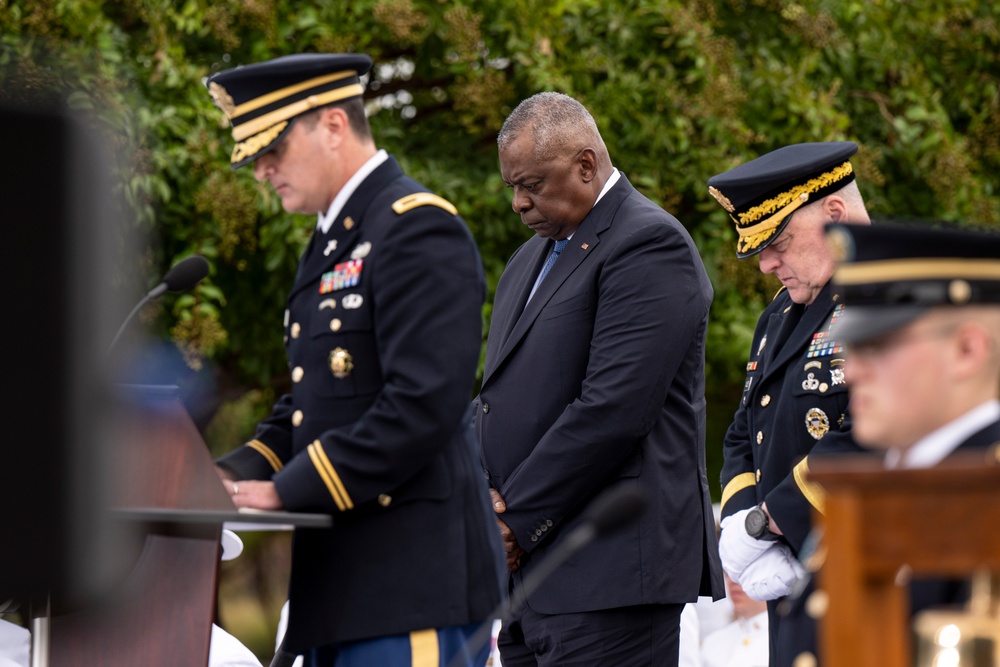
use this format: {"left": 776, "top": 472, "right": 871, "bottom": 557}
{"left": 762, "top": 283, "right": 839, "bottom": 384}
{"left": 496, "top": 239, "right": 550, "bottom": 347}
{"left": 482, "top": 175, "right": 633, "bottom": 386}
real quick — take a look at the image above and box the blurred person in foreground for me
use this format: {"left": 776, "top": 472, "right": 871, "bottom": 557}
{"left": 823, "top": 221, "right": 1000, "bottom": 649}
{"left": 706, "top": 142, "right": 872, "bottom": 666}
{"left": 205, "top": 53, "right": 504, "bottom": 666}
{"left": 829, "top": 221, "right": 1000, "bottom": 470}
{"left": 475, "top": 92, "right": 723, "bottom": 666}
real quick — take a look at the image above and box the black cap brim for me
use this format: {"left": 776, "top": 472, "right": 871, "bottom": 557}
{"left": 832, "top": 306, "right": 927, "bottom": 344}
{"left": 736, "top": 212, "right": 794, "bottom": 259}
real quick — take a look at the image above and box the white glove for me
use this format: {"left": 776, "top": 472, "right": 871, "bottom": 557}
{"left": 737, "top": 543, "right": 806, "bottom": 601}
{"left": 718, "top": 509, "right": 776, "bottom": 580}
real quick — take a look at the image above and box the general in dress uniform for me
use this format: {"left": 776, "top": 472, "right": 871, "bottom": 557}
{"left": 206, "top": 54, "right": 504, "bottom": 666}
{"left": 707, "top": 143, "right": 872, "bottom": 667}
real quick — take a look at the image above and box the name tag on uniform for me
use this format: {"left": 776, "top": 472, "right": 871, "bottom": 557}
{"left": 320, "top": 259, "right": 363, "bottom": 294}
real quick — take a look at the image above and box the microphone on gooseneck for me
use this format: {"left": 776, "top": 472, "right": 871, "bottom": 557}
{"left": 107, "top": 255, "right": 210, "bottom": 355}
{"left": 444, "top": 484, "right": 649, "bottom": 667}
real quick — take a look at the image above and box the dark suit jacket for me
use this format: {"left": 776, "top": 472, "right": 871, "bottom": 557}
{"left": 474, "top": 173, "right": 724, "bottom": 613}
{"left": 218, "top": 157, "right": 504, "bottom": 651}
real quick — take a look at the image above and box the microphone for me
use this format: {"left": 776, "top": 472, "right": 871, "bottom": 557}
{"left": 148, "top": 254, "right": 211, "bottom": 299}
{"left": 107, "top": 255, "right": 210, "bottom": 354}
{"left": 445, "top": 484, "right": 648, "bottom": 667}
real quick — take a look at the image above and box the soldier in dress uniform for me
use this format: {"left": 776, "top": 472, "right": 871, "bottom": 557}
{"left": 828, "top": 221, "right": 1000, "bottom": 651}
{"left": 831, "top": 221, "right": 1000, "bottom": 470}
{"left": 706, "top": 143, "right": 873, "bottom": 667}
{"left": 205, "top": 53, "right": 504, "bottom": 667}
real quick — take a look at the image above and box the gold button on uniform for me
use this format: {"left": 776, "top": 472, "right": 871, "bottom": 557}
{"left": 377, "top": 494, "right": 392, "bottom": 507}
{"left": 756, "top": 469, "right": 762, "bottom": 483}
{"left": 756, "top": 431, "right": 764, "bottom": 445}
{"left": 761, "top": 394, "right": 771, "bottom": 407}
{"left": 292, "top": 367, "right": 304, "bottom": 382}
{"left": 292, "top": 410, "right": 304, "bottom": 427}
{"left": 330, "top": 318, "right": 342, "bottom": 332}
{"left": 291, "top": 322, "right": 301, "bottom": 339}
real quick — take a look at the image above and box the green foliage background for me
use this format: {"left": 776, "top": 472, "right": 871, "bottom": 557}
{"left": 4, "top": 0, "right": 999, "bottom": 659}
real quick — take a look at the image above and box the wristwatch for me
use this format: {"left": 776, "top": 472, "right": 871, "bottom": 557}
{"left": 745, "top": 504, "right": 781, "bottom": 541}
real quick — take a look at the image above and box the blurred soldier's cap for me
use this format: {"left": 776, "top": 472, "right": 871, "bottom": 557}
{"left": 707, "top": 141, "right": 858, "bottom": 259}
{"left": 827, "top": 222, "right": 1000, "bottom": 344}
{"left": 206, "top": 53, "right": 372, "bottom": 169}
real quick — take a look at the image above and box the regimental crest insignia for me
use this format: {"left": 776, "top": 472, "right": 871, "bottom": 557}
{"left": 708, "top": 186, "right": 736, "bottom": 213}
{"left": 329, "top": 347, "right": 354, "bottom": 379}
{"left": 208, "top": 82, "right": 236, "bottom": 119}
{"left": 805, "top": 407, "right": 830, "bottom": 440}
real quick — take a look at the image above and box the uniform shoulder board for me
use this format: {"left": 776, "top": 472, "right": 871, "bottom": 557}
{"left": 772, "top": 285, "right": 788, "bottom": 301}
{"left": 391, "top": 192, "right": 458, "bottom": 216}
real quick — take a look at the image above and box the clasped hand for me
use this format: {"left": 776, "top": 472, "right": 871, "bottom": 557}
{"left": 490, "top": 488, "right": 525, "bottom": 572}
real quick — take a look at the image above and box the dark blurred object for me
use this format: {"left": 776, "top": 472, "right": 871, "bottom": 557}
{"left": 0, "top": 101, "right": 130, "bottom": 604}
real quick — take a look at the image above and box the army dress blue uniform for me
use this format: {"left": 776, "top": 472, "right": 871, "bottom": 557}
{"left": 217, "top": 155, "right": 504, "bottom": 652}
{"left": 719, "top": 281, "right": 853, "bottom": 550}
{"left": 708, "top": 142, "right": 872, "bottom": 667}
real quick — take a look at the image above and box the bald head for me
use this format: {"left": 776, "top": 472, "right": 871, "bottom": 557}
{"left": 498, "top": 92, "right": 611, "bottom": 165}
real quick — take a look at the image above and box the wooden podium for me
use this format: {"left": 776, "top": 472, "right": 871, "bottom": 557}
{"left": 809, "top": 453, "right": 1000, "bottom": 667}
{"left": 47, "top": 386, "right": 329, "bottom": 666}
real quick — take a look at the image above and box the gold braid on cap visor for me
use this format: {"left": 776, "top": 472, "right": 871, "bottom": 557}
{"left": 735, "top": 161, "right": 854, "bottom": 253}
{"left": 231, "top": 121, "right": 288, "bottom": 165}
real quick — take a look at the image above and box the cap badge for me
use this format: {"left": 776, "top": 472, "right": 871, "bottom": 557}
{"left": 949, "top": 279, "right": 972, "bottom": 304}
{"left": 208, "top": 82, "right": 236, "bottom": 118}
{"left": 805, "top": 407, "right": 830, "bottom": 440}
{"left": 350, "top": 241, "right": 372, "bottom": 260}
{"left": 708, "top": 186, "right": 735, "bottom": 213}
{"left": 329, "top": 347, "right": 354, "bottom": 379}
{"left": 826, "top": 225, "right": 855, "bottom": 263}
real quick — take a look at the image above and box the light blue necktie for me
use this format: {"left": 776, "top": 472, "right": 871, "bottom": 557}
{"left": 528, "top": 238, "right": 569, "bottom": 302}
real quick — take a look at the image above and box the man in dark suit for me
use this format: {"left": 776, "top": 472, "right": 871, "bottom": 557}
{"left": 205, "top": 53, "right": 504, "bottom": 666}
{"left": 474, "top": 92, "right": 724, "bottom": 666}
{"left": 830, "top": 222, "right": 1000, "bottom": 469}
{"left": 707, "top": 143, "right": 873, "bottom": 666}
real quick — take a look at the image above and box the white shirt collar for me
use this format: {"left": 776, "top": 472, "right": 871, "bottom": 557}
{"left": 595, "top": 168, "right": 620, "bottom": 206}
{"left": 886, "top": 399, "right": 1000, "bottom": 469}
{"left": 317, "top": 149, "right": 389, "bottom": 234}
